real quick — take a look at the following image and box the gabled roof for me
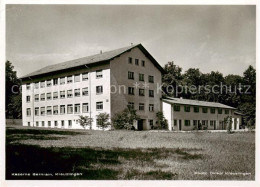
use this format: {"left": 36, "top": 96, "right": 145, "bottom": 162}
{"left": 162, "top": 97, "right": 236, "bottom": 109}
{"left": 20, "top": 43, "right": 164, "bottom": 79}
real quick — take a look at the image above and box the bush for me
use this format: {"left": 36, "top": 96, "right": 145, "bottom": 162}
{"left": 96, "top": 113, "right": 111, "bottom": 130}
{"left": 77, "top": 115, "right": 93, "bottom": 129}
{"left": 112, "top": 106, "right": 140, "bottom": 130}
{"left": 154, "top": 112, "right": 168, "bottom": 130}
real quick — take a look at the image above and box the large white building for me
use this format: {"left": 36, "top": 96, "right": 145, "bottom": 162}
{"left": 20, "top": 44, "right": 164, "bottom": 130}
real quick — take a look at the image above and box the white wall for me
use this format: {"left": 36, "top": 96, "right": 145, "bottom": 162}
{"left": 162, "top": 102, "right": 172, "bottom": 131}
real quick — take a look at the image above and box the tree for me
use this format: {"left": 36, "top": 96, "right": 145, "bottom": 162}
{"left": 96, "top": 113, "right": 111, "bottom": 130}
{"left": 77, "top": 115, "right": 93, "bottom": 129}
{"left": 6, "top": 61, "right": 22, "bottom": 119}
{"left": 112, "top": 106, "right": 140, "bottom": 130}
{"left": 155, "top": 112, "right": 168, "bottom": 130}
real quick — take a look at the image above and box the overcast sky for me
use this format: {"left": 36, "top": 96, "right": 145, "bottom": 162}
{"left": 6, "top": 5, "right": 255, "bottom": 77}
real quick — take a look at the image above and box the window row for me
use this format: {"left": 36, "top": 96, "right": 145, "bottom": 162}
{"left": 26, "top": 86, "right": 103, "bottom": 102}
{"left": 128, "top": 87, "right": 154, "bottom": 97}
{"left": 128, "top": 71, "right": 154, "bottom": 83}
{"left": 128, "top": 57, "right": 146, "bottom": 67}
{"left": 173, "top": 105, "right": 230, "bottom": 114}
{"left": 29, "top": 120, "right": 72, "bottom": 128}
{"left": 26, "top": 70, "right": 103, "bottom": 90}
{"left": 173, "top": 119, "right": 217, "bottom": 127}
{"left": 26, "top": 102, "right": 103, "bottom": 116}
{"left": 128, "top": 102, "right": 154, "bottom": 112}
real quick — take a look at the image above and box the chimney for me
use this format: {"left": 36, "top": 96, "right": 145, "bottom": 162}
{"left": 100, "top": 50, "right": 102, "bottom": 54}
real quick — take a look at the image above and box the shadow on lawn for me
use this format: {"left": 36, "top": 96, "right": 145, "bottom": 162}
{"left": 6, "top": 143, "right": 203, "bottom": 180}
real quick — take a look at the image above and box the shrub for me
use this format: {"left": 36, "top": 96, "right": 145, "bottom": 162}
{"left": 77, "top": 115, "right": 93, "bottom": 129}
{"left": 155, "top": 112, "right": 168, "bottom": 130}
{"left": 224, "top": 116, "right": 233, "bottom": 134}
{"left": 112, "top": 106, "right": 140, "bottom": 130}
{"left": 96, "top": 113, "right": 111, "bottom": 130}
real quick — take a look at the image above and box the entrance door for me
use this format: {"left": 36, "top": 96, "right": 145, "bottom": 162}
{"left": 137, "top": 120, "right": 143, "bottom": 131}
{"left": 179, "top": 120, "right": 182, "bottom": 130}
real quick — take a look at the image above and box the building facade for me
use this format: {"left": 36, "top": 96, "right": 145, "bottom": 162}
{"left": 20, "top": 44, "right": 163, "bottom": 130}
{"left": 162, "top": 97, "right": 241, "bottom": 131}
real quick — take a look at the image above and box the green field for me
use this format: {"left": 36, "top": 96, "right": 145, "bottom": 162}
{"left": 6, "top": 126, "right": 255, "bottom": 180}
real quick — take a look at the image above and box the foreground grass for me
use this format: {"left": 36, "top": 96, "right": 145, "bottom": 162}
{"left": 6, "top": 126, "right": 255, "bottom": 180}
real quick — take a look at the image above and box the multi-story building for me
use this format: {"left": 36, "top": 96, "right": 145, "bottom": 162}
{"left": 20, "top": 44, "right": 164, "bottom": 130}
{"left": 162, "top": 97, "right": 242, "bottom": 131}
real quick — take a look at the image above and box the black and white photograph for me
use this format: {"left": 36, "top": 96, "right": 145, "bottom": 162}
{"left": 1, "top": 1, "right": 258, "bottom": 185}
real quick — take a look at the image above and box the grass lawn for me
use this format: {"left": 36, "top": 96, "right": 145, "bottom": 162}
{"left": 6, "top": 126, "right": 255, "bottom": 180}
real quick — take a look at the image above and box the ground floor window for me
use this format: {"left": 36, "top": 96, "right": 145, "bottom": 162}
{"left": 55, "top": 121, "right": 58, "bottom": 127}
{"left": 36, "top": 121, "right": 39, "bottom": 127}
{"left": 68, "top": 120, "right": 72, "bottom": 128}
{"left": 149, "top": 120, "right": 153, "bottom": 127}
{"left": 61, "top": 120, "right": 64, "bottom": 127}
{"left": 193, "top": 120, "right": 198, "bottom": 126}
{"left": 42, "top": 121, "right": 45, "bottom": 127}
{"left": 174, "top": 119, "right": 177, "bottom": 126}
{"left": 96, "top": 102, "right": 103, "bottom": 110}
{"left": 28, "top": 122, "right": 30, "bottom": 126}
{"left": 48, "top": 121, "right": 51, "bottom": 127}
{"left": 184, "top": 120, "right": 190, "bottom": 126}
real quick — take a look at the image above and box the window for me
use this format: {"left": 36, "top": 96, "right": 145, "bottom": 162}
{"left": 47, "top": 92, "right": 52, "bottom": 100}
{"left": 40, "top": 93, "right": 45, "bottom": 101}
{"left": 218, "top": 108, "right": 222, "bottom": 114}
{"left": 225, "top": 109, "right": 229, "bottom": 114}
{"left": 26, "top": 96, "right": 30, "bottom": 102}
{"left": 68, "top": 120, "right": 72, "bottom": 128}
{"left": 141, "top": 60, "right": 145, "bottom": 67}
{"left": 139, "top": 89, "right": 145, "bottom": 96}
{"left": 60, "top": 77, "right": 65, "bottom": 85}
{"left": 53, "top": 78, "right": 58, "bottom": 85}
{"left": 96, "top": 70, "right": 103, "bottom": 78}
{"left": 128, "top": 57, "right": 132, "bottom": 64}
{"left": 174, "top": 119, "right": 177, "bottom": 126}
{"left": 67, "top": 76, "right": 73, "bottom": 83}
{"left": 82, "top": 87, "right": 88, "bottom": 96}
{"left": 184, "top": 106, "right": 190, "bottom": 112}
{"left": 26, "top": 84, "right": 30, "bottom": 90}
{"left": 148, "top": 76, "right": 154, "bottom": 83}
{"left": 174, "top": 105, "right": 180, "bottom": 111}
{"left": 74, "top": 104, "right": 80, "bottom": 114}
{"left": 35, "top": 107, "right": 39, "bottom": 116}
{"left": 67, "top": 90, "right": 73, "bottom": 98}
{"left": 28, "top": 122, "right": 30, "bottom": 127}
{"left": 53, "top": 105, "right": 58, "bottom": 115}
{"left": 193, "top": 120, "right": 198, "bottom": 127}
{"left": 74, "top": 88, "right": 80, "bottom": 97}
{"left": 149, "top": 104, "right": 154, "bottom": 112}
{"left": 210, "top": 120, "right": 215, "bottom": 126}
{"left": 67, "top": 104, "right": 73, "bottom": 114}
{"left": 82, "top": 103, "right": 89, "bottom": 113}
{"left": 35, "top": 94, "right": 39, "bottom": 102}
{"left": 135, "top": 59, "right": 139, "bottom": 65}
{"left": 96, "top": 86, "right": 103, "bottom": 94}
{"left": 139, "top": 73, "right": 144, "bottom": 81}
{"left": 61, "top": 120, "right": 65, "bottom": 127}
{"left": 47, "top": 80, "right": 52, "bottom": 87}
{"left": 185, "top": 120, "right": 190, "bottom": 126}
{"left": 96, "top": 102, "right": 103, "bottom": 110}
{"left": 128, "top": 71, "right": 134, "bottom": 80}
{"left": 139, "top": 103, "right": 144, "bottom": 111}
{"left": 47, "top": 106, "right": 52, "bottom": 115}
{"left": 55, "top": 121, "right": 58, "bottom": 127}
{"left": 194, "top": 106, "right": 199, "bottom": 113}
{"left": 128, "top": 102, "right": 134, "bottom": 109}
{"left": 36, "top": 121, "right": 39, "bottom": 127}
{"left": 26, "top": 108, "right": 31, "bottom": 116}
{"left": 53, "top": 92, "right": 58, "bottom": 99}
{"left": 60, "top": 105, "right": 65, "bottom": 114}
{"left": 149, "top": 120, "right": 153, "bottom": 127}
{"left": 60, "top": 91, "right": 65, "bottom": 99}
{"left": 34, "top": 82, "right": 39, "bottom": 89}
{"left": 82, "top": 73, "right": 88, "bottom": 81}
{"left": 40, "top": 81, "right": 45, "bottom": 88}
{"left": 74, "top": 74, "right": 80, "bottom": 82}
{"left": 48, "top": 121, "right": 51, "bottom": 127}
{"left": 149, "top": 90, "right": 154, "bottom": 97}
{"left": 202, "top": 107, "right": 208, "bottom": 113}
{"left": 210, "top": 108, "right": 215, "bottom": 114}
{"left": 202, "top": 120, "right": 208, "bottom": 127}
{"left": 40, "top": 107, "right": 45, "bottom": 115}
{"left": 42, "top": 121, "right": 45, "bottom": 127}
{"left": 128, "top": 87, "right": 135, "bottom": 95}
